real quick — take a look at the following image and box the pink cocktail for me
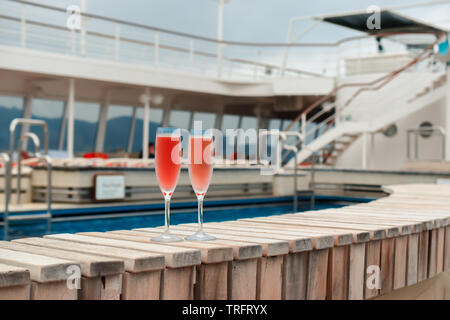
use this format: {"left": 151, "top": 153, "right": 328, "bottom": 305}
{"left": 185, "top": 132, "right": 216, "bottom": 241}
{"left": 152, "top": 128, "right": 183, "bottom": 243}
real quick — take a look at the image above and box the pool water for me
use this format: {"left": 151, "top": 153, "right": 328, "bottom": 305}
{"left": 1, "top": 198, "right": 366, "bottom": 240}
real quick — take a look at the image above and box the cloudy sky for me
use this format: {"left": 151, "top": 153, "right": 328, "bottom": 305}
{"left": 1, "top": 0, "right": 449, "bottom": 121}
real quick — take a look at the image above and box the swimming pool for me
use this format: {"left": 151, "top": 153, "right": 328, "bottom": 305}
{"left": 1, "top": 196, "right": 373, "bottom": 240}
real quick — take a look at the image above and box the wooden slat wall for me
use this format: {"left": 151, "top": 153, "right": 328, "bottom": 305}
{"left": 0, "top": 183, "right": 449, "bottom": 300}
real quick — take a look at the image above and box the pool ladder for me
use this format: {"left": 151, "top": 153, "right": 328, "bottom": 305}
{"left": 1, "top": 118, "right": 53, "bottom": 241}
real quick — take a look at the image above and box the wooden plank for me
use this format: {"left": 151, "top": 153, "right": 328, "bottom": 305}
{"left": 428, "top": 229, "right": 438, "bottom": 278}
{"left": 246, "top": 216, "right": 387, "bottom": 241}
{"left": 45, "top": 233, "right": 201, "bottom": 268}
{"left": 418, "top": 231, "right": 429, "bottom": 282}
{"left": 0, "top": 246, "right": 76, "bottom": 283}
{"left": 228, "top": 259, "right": 258, "bottom": 300}
{"left": 0, "top": 263, "right": 30, "bottom": 289}
{"left": 160, "top": 266, "right": 194, "bottom": 300}
{"left": 109, "top": 230, "right": 233, "bottom": 264}
{"left": 194, "top": 262, "right": 228, "bottom": 300}
{"left": 282, "top": 252, "right": 308, "bottom": 300}
{"left": 406, "top": 233, "right": 419, "bottom": 286}
{"left": 28, "top": 235, "right": 165, "bottom": 272}
{"left": 210, "top": 220, "right": 344, "bottom": 247}
{"left": 105, "top": 229, "right": 232, "bottom": 300}
{"left": 348, "top": 243, "right": 365, "bottom": 300}
{"left": 122, "top": 270, "right": 161, "bottom": 300}
{"left": 168, "top": 224, "right": 290, "bottom": 256}
{"left": 380, "top": 238, "right": 394, "bottom": 295}
{"left": 236, "top": 219, "right": 370, "bottom": 244}
{"left": 133, "top": 227, "right": 263, "bottom": 300}
{"left": 134, "top": 228, "right": 262, "bottom": 261}
{"left": 31, "top": 281, "right": 78, "bottom": 300}
{"left": 306, "top": 249, "right": 329, "bottom": 300}
{"left": 4, "top": 240, "right": 124, "bottom": 278}
{"left": 393, "top": 236, "right": 407, "bottom": 290}
{"left": 201, "top": 221, "right": 316, "bottom": 251}
{"left": 364, "top": 240, "right": 381, "bottom": 299}
{"left": 327, "top": 245, "right": 349, "bottom": 300}
{"left": 436, "top": 227, "right": 445, "bottom": 274}
{"left": 445, "top": 226, "right": 450, "bottom": 271}
{"left": 0, "top": 284, "right": 30, "bottom": 300}
{"left": 80, "top": 274, "right": 122, "bottom": 300}
{"left": 257, "top": 255, "right": 283, "bottom": 300}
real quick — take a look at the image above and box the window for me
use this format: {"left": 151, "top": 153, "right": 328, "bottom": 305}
{"left": 104, "top": 105, "right": 133, "bottom": 153}
{"left": 131, "top": 107, "right": 164, "bottom": 153}
{"left": 0, "top": 95, "right": 24, "bottom": 151}
{"left": 72, "top": 102, "right": 100, "bottom": 154}
{"left": 192, "top": 112, "right": 216, "bottom": 130}
{"left": 31, "top": 99, "right": 64, "bottom": 150}
{"left": 221, "top": 115, "right": 240, "bottom": 130}
{"left": 169, "top": 110, "right": 191, "bottom": 129}
{"left": 240, "top": 116, "right": 257, "bottom": 130}
{"left": 269, "top": 119, "right": 281, "bottom": 130}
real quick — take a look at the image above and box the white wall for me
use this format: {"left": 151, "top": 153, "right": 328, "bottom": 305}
{"left": 335, "top": 97, "right": 447, "bottom": 170}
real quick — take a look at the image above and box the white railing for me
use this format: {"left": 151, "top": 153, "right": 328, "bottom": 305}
{"left": 1, "top": 0, "right": 440, "bottom": 81}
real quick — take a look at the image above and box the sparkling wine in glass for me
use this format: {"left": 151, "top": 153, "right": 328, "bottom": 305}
{"left": 185, "top": 130, "right": 216, "bottom": 241}
{"left": 152, "top": 127, "right": 183, "bottom": 242}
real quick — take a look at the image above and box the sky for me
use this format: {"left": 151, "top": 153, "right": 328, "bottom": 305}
{"left": 26, "top": 0, "right": 450, "bottom": 43}
{"left": 1, "top": 0, "right": 449, "bottom": 121}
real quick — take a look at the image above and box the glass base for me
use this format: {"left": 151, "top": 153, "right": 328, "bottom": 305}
{"left": 185, "top": 231, "right": 216, "bottom": 241}
{"left": 151, "top": 232, "right": 183, "bottom": 243}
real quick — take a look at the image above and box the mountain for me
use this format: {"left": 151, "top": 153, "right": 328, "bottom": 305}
{"left": 0, "top": 106, "right": 160, "bottom": 154}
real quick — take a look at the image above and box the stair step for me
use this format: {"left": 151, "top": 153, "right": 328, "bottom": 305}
{"left": 7, "top": 214, "right": 51, "bottom": 222}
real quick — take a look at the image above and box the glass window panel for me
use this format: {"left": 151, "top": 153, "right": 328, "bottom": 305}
{"left": 0, "top": 95, "right": 24, "bottom": 152}
{"left": 269, "top": 119, "right": 281, "bottom": 130}
{"left": 240, "top": 116, "right": 257, "bottom": 130}
{"left": 221, "top": 115, "right": 239, "bottom": 130}
{"left": 72, "top": 102, "right": 100, "bottom": 154}
{"left": 169, "top": 110, "right": 191, "bottom": 129}
{"left": 131, "top": 107, "right": 164, "bottom": 153}
{"left": 31, "top": 99, "right": 64, "bottom": 150}
{"left": 192, "top": 112, "right": 216, "bottom": 129}
{"left": 104, "top": 105, "right": 132, "bottom": 153}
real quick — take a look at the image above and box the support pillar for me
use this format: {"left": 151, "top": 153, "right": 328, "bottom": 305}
{"left": 67, "top": 79, "right": 75, "bottom": 158}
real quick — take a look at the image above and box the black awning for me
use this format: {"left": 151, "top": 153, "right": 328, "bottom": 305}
{"left": 320, "top": 9, "right": 445, "bottom": 35}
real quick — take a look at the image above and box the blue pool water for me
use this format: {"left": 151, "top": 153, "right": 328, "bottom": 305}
{"left": 1, "top": 197, "right": 371, "bottom": 240}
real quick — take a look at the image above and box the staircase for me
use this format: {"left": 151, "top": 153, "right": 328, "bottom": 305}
{"left": 287, "top": 71, "right": 447, "bottom": 167}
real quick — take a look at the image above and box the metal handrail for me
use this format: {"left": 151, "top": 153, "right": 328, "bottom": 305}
{"left": 280, "top": 131, "right": 303, "bottom": 212}
{"left": 9, "top": 118, "right": 49, "bottom": 157}
{"left": 16, "top": 132, "right": 40, "bottom": 205}
{"left": 0, "top": 153, "right": 10, "bottom": 240}
{"left": 407, "top": 126, "right": 446, "bottom": 160}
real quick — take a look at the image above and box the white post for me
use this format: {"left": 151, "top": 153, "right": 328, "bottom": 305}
{"left": 217, "top": 0, "right": 224, "bottom": 77}
{"left": 67, "top": 79, "right": 75, "bottom": 158}
{"left": 95, "top": 93, "right": 110, "bottom": 152}
{"left": 127, "top": 106, "right": 137, "bottom": 154}
{"left": 20, "top": 95, "right": 33, "bottom": 150}
{"left": 80, "top": 0, "right": 87, "bottom": 57}
{"left": 362, "top": 132, "right": 368, "bottom": 169}
{"left": 114, "top": 24, "right": 120, "bottom": 61}
{"left": 142, "top": 89, "right": 151, "bottom": 160}
{"left": 189, "top": 40, "right": 195, "bottom": 70}
{"left": 154, "top": 34, "right": 159, "bottom": 66}
{"left": 446, "top": 65, "right": 450, "bottom": 161}
{"left": 21, "top": 5, "right": 26, "bottom": 48}
{"left": 58, "top": 101, "right": 68, "bottom": 150}
{"left": 162, "top": 105, "right": 171, "bottom": 127}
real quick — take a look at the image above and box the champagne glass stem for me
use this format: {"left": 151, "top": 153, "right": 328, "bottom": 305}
{"left": 197, "top": 196, "right": 204, "bottom": 233}
{"left": 164, "top": 196, "right": 171, "bottom": 234}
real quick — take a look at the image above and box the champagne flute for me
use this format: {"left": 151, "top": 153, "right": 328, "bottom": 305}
{"left": 185, "top": 130, "right": 216, "bottom": 241}
{"left": 152, "top": 127, "right": 183, "bottom": 242}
